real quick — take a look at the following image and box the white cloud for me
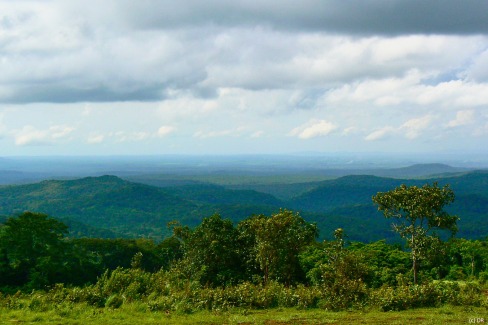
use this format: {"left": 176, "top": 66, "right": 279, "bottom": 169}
{"left": 290, "top": 120, "right": 338, "bottom": 139}
{"left": 365, "top": 126, "right": 396, "bottom": 141}
{"left": 193, "top": 127, "right": 246, "bottom": 139}
{"left": 157, "top": 125, "right": 176, "bottom": 137}
{"left": 364, "top": 115, "right": 433, "bottom": 141}
{"left": 446, "top": 110, "right": 475, "bottom": 128}
{"left": 50, "top": 126, "right": 75, "bottom": 139}
{"left": 465, "top": 49, "right": 488, "bottom": 82}
{"left": 400, "top": 115, "right": 433, "bottom": 139}
{"left": 0, "top": 2, "right": 487, "bottom": 156}
{"left": 112, "top": 131, "right": 150, "bottom": 142}
{"left": 87, "top": 133, "right": 104, "bottom": 144}
{"left": 325, "top": 72, "right": 488, "bottom": 112}
{"left": 13, "top": 125, "right": 74, "bottom": 146}
{"left": 342, "top": 126, "right": 359, "bottom": 136}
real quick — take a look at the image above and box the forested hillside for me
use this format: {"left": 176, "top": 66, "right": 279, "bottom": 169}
{"left": 0, "top": 170, "right": 487, "bottom": 241}
{"left": 290, "top": 172, "right": 488, "bottom": 240}
{"left": 0, "top": 176, "right": 283, "bottom": 239}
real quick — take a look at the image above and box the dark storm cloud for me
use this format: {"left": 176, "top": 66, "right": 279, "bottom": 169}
{"left": 1, "top": 84, "right": 167, "bottom": 104}
{"left": 125, "top": 0, "right": 488, "bottom": 35}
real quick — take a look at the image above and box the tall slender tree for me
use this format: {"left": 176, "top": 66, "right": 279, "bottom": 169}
{"left": 372, "top": 183, "right": 458, "bottom": 284}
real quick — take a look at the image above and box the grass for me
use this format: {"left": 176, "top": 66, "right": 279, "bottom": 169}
{"left": 1, "top": 304, "right": 486, "bottom": 324}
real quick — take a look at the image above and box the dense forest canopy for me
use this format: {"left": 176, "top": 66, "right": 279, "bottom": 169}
{"left": 1, "top": 170, "right": 487, "bottom": 242}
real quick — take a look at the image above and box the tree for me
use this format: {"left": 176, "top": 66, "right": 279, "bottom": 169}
{"left": 172, "top": 214, "right": 243, "bottom": 286}
{"left": 0, "top": 212, "right": 69, "bottom": 289}
{"left": 239, "top": 210, "right": 318, "bottom": 285}
{"left": 451, "top": 238, "right": 485, "bottom": 278}
{"left": 372, "top": 183, "right": 458, "bottom": 284}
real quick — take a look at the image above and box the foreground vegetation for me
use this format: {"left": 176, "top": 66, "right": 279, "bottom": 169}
{"left": 0, "top": 183, "right": 487, "bottom": 323}
{"left": 1, "top": 304, "right": 486, "bottom": 324}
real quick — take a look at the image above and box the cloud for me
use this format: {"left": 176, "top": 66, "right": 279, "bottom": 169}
{"left": 342, "top": 126, "right": 359, "bottom": 136}
{"left": 447, "top": 110, "right": 475, "bottom": 128}
{"left": 290, "top": 120, "right": 338, "bottom": 139}
{"left": 1, "top": 1, "right": 487, "bottom": 156}
{"left": 325, "top": 71, "right": 488, "bottom": 111}
{"left": 78, "top": 0, "right": 488, "bottom": 35}
{"left": 87, "top": 133, "right": 104, "bottom": 144}
{"left": 50, "top": 126, "right": 75, "bottom": 139}
{"left": 193, "top": 127, "right": 246, "bottom": 139}
{"left": 157, "top": 125, "right": 176, "bottom": 137}
{"left": 14, "top": 125, "right": 75, "bottom": 146}
{"left": 108, "top": 131, "right": 150, "bottom": 142}
{"left": 364, "top": 126, "right": 396, "bottom": 141}
{"left": 401, "top": 115, "right": 433, "bottom": 139}
{"left": 86, "top": 126, "right": 174, "bottom": 144}
{"left": 250, "top": 131, "right": 264, "bottom": 138}
{"left": 464, "top": 49, "right": 488, "bottom": 82}
{"left": 1, "top": 1, "right": 486, "bottom": 105}
{"left": 365, "top": 115, "right": 434, "bottom": 141}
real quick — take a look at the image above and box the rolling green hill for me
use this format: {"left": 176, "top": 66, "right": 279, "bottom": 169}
{"left": 290, "top": 171, "right": 488, "bottom": 239}
{"left": 0, "top": 171, "right": 486, "bottom": 241}
{"left": 0, "top": 175, "right": 203, "bottom": 238}
{"left": 0, "top": 176, "right": 283, "bottom": 239}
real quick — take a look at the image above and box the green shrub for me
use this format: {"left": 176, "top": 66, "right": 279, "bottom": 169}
{"left": 27, "top": 294, "right": 50, "bottom": 312}
{"left": 447, "top": 266, "right": 466, "bottom": 281}
{"left": 147, "top": 296, "right": 174, "bottom": 312}
{"left": 478, "top": 271, "right": 488, "bottom": 285}
{"left": 105, "top": 294, "right": 124, "bottom": 309}
{"left": 456, "top": 282, "right": 484, "bottom": 307}
{"left": 369, "top": 281, "right": 484, "bottom": 311}
{"left": 3, "top": 291, "right": 24, "bottom": 310}
{"left": 319, "top": 278, "right": 368, "bottom": 311}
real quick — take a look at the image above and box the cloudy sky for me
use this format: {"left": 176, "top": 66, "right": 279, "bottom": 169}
{"left": 1, "top": 0, "right": 488, "bottom": 156}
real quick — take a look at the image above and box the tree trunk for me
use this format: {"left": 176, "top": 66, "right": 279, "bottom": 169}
{"left": 471, "top": 256, "right": 475, "bottom": 277}
{"left": 264, "top": 263, "right": 268, "bottom": 286}
{"left": 413, "top": 256, "right": 418, "bottom": 285}
{"left": 412, "top": 234, "right": 418, "bottom": 285}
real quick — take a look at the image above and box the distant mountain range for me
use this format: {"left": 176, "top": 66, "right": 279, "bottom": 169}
{"left": 0, "top": 165, "right": 486, "bottom": 242}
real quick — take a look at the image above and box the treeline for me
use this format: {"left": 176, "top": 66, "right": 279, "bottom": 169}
{"left": 0, "top": 210, "right": 487, "bottom": 312}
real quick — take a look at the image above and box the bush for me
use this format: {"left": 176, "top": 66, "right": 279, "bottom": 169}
{"left": 447, "top": 266, "right": 466, "bottom": 281}
{"left": 319, "top": 278, "right": 368, "bottom": 311}
{"left": 105, "top": 294, "right": 124, "bottom": 309}
{"left": 27, "top": 294, "right": 50, "bottom": 312}
{"left": 478, "top": 271, "right": 488, "bottom": 285}
{"left": 369, "top": 281, "right": 486, "bottom": 311}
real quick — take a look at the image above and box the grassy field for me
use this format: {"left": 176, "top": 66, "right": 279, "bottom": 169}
{"left": 1, "top": 305, "right": 486, "bottom": 324}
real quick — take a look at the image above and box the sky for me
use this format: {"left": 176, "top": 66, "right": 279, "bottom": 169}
{"left": 1, "top": 0, "right": 488, "bottom": 156}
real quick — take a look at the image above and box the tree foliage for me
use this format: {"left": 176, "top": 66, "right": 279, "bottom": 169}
{"left": 0, "top": 212, "right": 69, "bottom": 289}
{"left": 172, "top": 214, "right": 243, "bottom": 286}
{"left": 241, "top": 210, "right": 318, "bottom": 285}
{"left": 372, "top": 183, "right": 459, "bottom": 284}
